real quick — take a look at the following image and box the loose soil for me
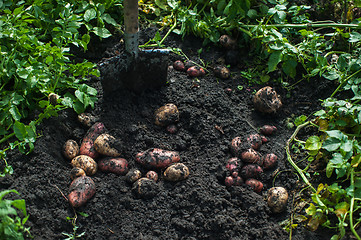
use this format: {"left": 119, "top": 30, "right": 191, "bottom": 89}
{"left": 0, "top": 29, "right": 343, "bottom": 239}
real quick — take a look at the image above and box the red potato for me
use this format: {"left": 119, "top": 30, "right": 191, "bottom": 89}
{"left": 187, "top": 66, "right": 206, "bottom": 77}
{"left": 94, "top": 133, "right": 121, "bottom": 157}
{"left": 70, "top": 167, "right": 86, "bottom": 180}
{"left": 260, "top": 125, "right": 277, "bottom": 135}
{"left": 98, "top": 157, "right": 129, "bottom": 175}
{"left": 173, "top": 60, "right": 186, "bottom": 71}
{"left": 262, "top": 153, "right": 278, "bottom": 170}
{"left": 225, "top": 176, "right": 234, "bottom": 187}
{"left": 184, "top": 60, "right": 196, "bottom": 70}
{"left": 230, "top": 137, "right": 243, "bottom": 157}
{"left": 68, "top": 176, "right": 96, "bottom": 208}
{"left": 245, "top": 178, "right": 263, "bottom": 193}
{"left": 226, "top": 157, "right": 242, "bottom": 173}
{"left": 240, "top": 164, "right": 263, "bottom": 180}
{"left": 247, "top": 134, "right": 262, "bottom": 150}
{"left": 261, "top": 135, "right": 268, "bottom": 143}
{"left": 145, "top": 170, "right": 158, "bottom": 182}
{"left": 63, "top": 140, "right": 80, "bottom": 160}
{"left": 136, "top": 148, "right": 180, "bottom": 169}
{"left": 224, "top": 175, "right": 243, "bottom": 187}
{"left": 79, "top": 122, "right": 106, "bottom": 159}
{"left": 71, "top": 155, "right": 97, "bottom": 176}
{"left": 241, "top": 148, "right": 262, "bottom": 165}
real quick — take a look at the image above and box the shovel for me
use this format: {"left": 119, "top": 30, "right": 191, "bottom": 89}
{"left": 99, "top": 0, "right": 169, "bottom": 94}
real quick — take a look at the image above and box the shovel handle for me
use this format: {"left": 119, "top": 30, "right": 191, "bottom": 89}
{"left": 124, "top": 0, "right": 139, "bottom": 57}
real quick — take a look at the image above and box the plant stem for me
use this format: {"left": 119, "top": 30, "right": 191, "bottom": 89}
{"left": 285, "top": 121, "right": 316, "bottom": 193}
{"left": 350, "top": 169, "right": 361, "bottom": 240}
{"left": 330, "top": 68, "right": 361, "bottom": 98}
{"left": 0, "top": 133, "right": 15, "bottom": 145}
{"left": 240, "top": 23, "right": 361, "bottom": 29}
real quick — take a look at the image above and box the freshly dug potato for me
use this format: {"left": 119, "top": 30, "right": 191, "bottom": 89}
{"left": 68, "top": 176, "right": 96, "bottom": 208}
{"left": 98, "top": 157, "right": 128, "bottom": 175}
{"left": 94, "top": 133, "right": 121, "bottom": 157}
{"left": 247, "top": 134, "right": 263, "bottom": 150}
{"left": 79, "top": 122, "right": 106, "bottom": 159}
{"left": 241, "top": 148, "right": 262, "bottom": 165}
{"left": 186, "top": 66, "right": 206, "bottom": 77}
{"left": 125, "top": 169, "right": 142, "bottom": 183}
{"left": 132, "top": 177, "right": 159, "bottom": 198}
{"left": 70, "top": 167, "right": 86, "bottom": 180}
{"left": 154, "top": 103, "right": 179, "bottom": 127}
{"left": 219, "top": 34, "right": 237, "bottom": 49}
{"left": 229, "top": 136, "right": 244, "bottom": 157}
{"left": 226, "top": 157, "right": 242, "bottom": 174}
{"left": 213, "top": 65, "right": 230, "bottom": 79}
{"left": 260, "top": 125, "right": 277, "bottom": 136}
{"left": 77, "top": 113, "right": 98, "bottom": 127}
{"left": 261, "top": 135, "right": 268, "bottom": 143}
{"left": 245, "top": 178, "right": 263, "bottom": 193}
{"left": 184, "top": 60, "right": 196, "bottom": 70}
{"left": 267, "top": 187, "right": 288, "bottom": 213}
{"left": 173, "top": 60, "right": 186, "bottom": 71}
{"left": 63, "top": 140, "right": 80, "bottom": 160}
{"left": 262, "top": 153, "right": 278, "bottom": 170}
{"left": 164, "top": 163, "right": 189, "bottom": 181}
{"left": 48, "top": 93, "right": 59, "bottom": 106}
{"left": 136, "top": 148, "right": 180, "bottom": 169}
{"left": 240, "top": 164, "right": 263, "bottom": 180}
{"left": 224, "top": 176, "right": 234, "bottom": 187}
{"left": 71, "top": 155, "right": 97, "bottom": 176}
{"left": 145, "top": 170, "right": 158, "bottom": 182}
{"left": 253, "top": 86, "right": 282, "bottom": 114}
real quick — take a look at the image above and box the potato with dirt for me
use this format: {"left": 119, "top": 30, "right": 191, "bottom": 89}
{"left": 70, "top": 167, "right": 86, "bottom": 180}
{"left": 219, "top": 34, "right": 237, "bottom": 49}
{"left": 267, "top": 187, "right": 288, "bottom": 213}
{"left": 136, "top": 148, "right": 180, "bottom": 169}
{"left": 213, "top": 65, "right": 230, "bottom": 79}
{"left": 98, "top": 157, "right": 128, "bottom": 175}
{"left": 154, "top": 103, "right": 179, "bottom": 127}
{"left": 246, "top": 134, "right": 263, "bottom": 150}
{"left": 253, "top": 86, "right": 282, "bottom": 114}
{"left": 241, "top": 148, "right": 262, "bottom": 165}
{"left": 68, "top": 176, "right": 96, "bottom": 208}
{"left": 63, "top": 140, "right": 79, "bottom": 160}
{"left": 94, "top": 133, "right": 122, "bottom": 157}
{"left": 240, "top": 164, "right": 263, "bottom": 180}
{"left": 132, "top": 177, "right": 159, "bottom": 198}
{"left": 187, "top": 66, "right": 206, "bottom": 77}
{"left": 79, "top": 122, "right": 106, "bottom": 159}
{"left": 71, "top": 155, "right": 97, "bottom": 176}
{"left": 259, "top": 125, "right": 277, "bottom": 135}
{"left": 164, "top": 163, "right": 190, "bottom": 181}
{"left": 145, "top": 170, "right": 158, "bottom": 182}
{"left": 226, "top": 157, "right": 242, "bottom": 174}
{"left": 125, "top": 169, "right": 142, "bottom": 183}
{"left": 229, "top": 136, "right": 244, "bottom": 157}
{"left": 245, "top": 178, "right": 263, "bottom": 193}
{"left": 262, "top": 153, "right": 278, "bottom": 170}
{"left": 78, "top": 113, "right": 99, "bottom": 127}
{"left": 173, "top": 60, "right": 186, "bottom": 71}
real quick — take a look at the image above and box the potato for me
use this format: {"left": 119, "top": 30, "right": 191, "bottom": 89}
{"left": 186, "top": 66, "right": 206, "bottom": 77}
{"left": 48, "top": 93, "right": 59, "bottom": 106}
{"left": 71, "top": 155, "right": 97, "bottom": 176}
{"left": 164, "top": 163, "right": 189, "bottom": 181}
{"left": 63, "top": 140, "right": 79, "bottom": 160}
{"left": 136, "top": 148, "right": 180, "bottom": 169}
{"left": 132, "top": 177, "right": 159, "bottom": 198}
{"left": 241, "top": 148, "right": 262, "bottom": 165}
{"left": 184, "top": 60, "right": 196, "bottom": 70}
{"left": 246, "top": 134, "right": 262, "bottom": 150}
{"left": 145, "top": 170, "right": 158, "bottom": 182}
{"left": 262, "top": 153, "right": 278, "bottom": 170}
{"left": 213, "top": 65, "right": 230, "bottom": 79}
{"left": 245, "top": 178, "right": 263, "bottom": 193}
{"left": 70, "top": 167, "right": 86, "bottom": 180}
{"left": 226, "top": 157, "right": 242, "bottom": 174}
{"left": 240, "top": 164, "right": 263, "bottom": 180}
{"left": 154, "top": 103, "right": 179, "bottom": 127}
{"left": 98, "top": 157, "right": 128, "bottom": 175}
{"left": 219, "top": 35, "right": 237, "bottom": 49}
{"left": 267, "top": 187, "right": 288, "bottom": 213}
{"left": 78, "top": 113, "right": 98, "bottom": 127}
{"left": 253, "top": 86, "right": 282, "bottom": 114}
{"left": 125, "top": 169, "right": 142, "bottom": 183}
{"left": 94, "top": 133, "right": 121, "bottom": 157}
{"left": 79, "top": 122, "right": 106, "bottom": 159}
{"left": 229, "top": 136, "right": 244, "bottom": 157}
{"left": 68, "top": 176, "right": 96, "bottom": 208}
{"left": 224, "top": 175, "right": 243, "bottom": 187}
{"left": 261, "top": 135, "right": 268, "bottom": 143}
{"left": 259, "top": 125, "right": 277, "bottom": 135}
{"left": 173, "top": 60, "right": 186, "bottom": 71}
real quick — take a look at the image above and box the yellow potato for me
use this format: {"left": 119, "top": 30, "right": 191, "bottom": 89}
{"left": 154, "top": 103, "right": 179, "bottom": 126}
{"left": 164, "top": 163, "right": 189, "bottom": 181}
{"left": 94, "top": 133, "right": 121, "bottom": 157}
{"left": 267, "top": 187, "right": 289, "bottom": 213}
{"left": 63, "top": 140, "right": 79, "bottom": 160}
{"left": 70, "top": 167, "right": 86, "bottom": 180}
{"left": 71, "top": 155, "right": 97, "bottom": 176}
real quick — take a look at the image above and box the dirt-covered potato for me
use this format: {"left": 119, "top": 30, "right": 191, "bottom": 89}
{"left": 145, "top": 170, "right": 158, "bottom": 182}
{"left": 48, "top": 93, "right": 59, "bottom": 106}
{"left": 230, "top": 136, "right": 244, "bottom": 157}
{"left": 70, "top": 167, "right": 86, "bottom": 180}
{"left": 253, "top": 86, "right": 282, "bottom": 114}
{"left": 125, "top": 169, "right": 142, "bottom": 183}
{"left": 71, "top": 155, "right": 97, "bottom": 176}
{"left": 219, "top": 34, "right": 237, "bottom": 49}
{"left": 213, "top": 65, "right": 230, "bottom": 79}
{"left": 267, "top": 187, "right": 288, "bottom": 213}
{"left": 173, "top": 60, "right": 186, "bottom": 71}
{"left": 259, "top": 125, "right": 277, "bottom": 136}
{"left": 262, "top": 153, "right": 278, "bottom": 170}
{"left": 240, "top": 164, "right": 263, "bottom": 180}
{"left": 186, "top": 66, "right": 206, "bottom": 77}
{"left": 241, "top": 148, "right": 262, "bottom": 165}
{"left": 245, "top": 178, "right": 263, "bottom": 193}
{"left": 136, "top": 148, "right": 180, "bottom": 169}
{"left": 226, "top": 157, "right": 242, "bottom": 174}
{"left": 68, "top": 176, "right": 96, "bottom": 208}
{"left": 79, "top": 122, "right": 106, "bottom": 159}
{"left": 63, "top": 140, "right": 79, "bottom": 160}
{"left": 154, "top": 103, "right": 179, "bottom": 127}
{"left": 77, "top": 113, "right": 99, "bottom": 127}
{"left": 94, "top": 133, "right": 121, "bottom": 157}
{"left": 98, "top": 157, "right": 128, "bottom": 175}
{"left": 132, "top": 177, "right": 159, "bottom": 198}
{"left": 247, "top": 134, "right": 263, "bottom": 150}
{"left": 164, "top": 163, "right": 189, "bottom": 181}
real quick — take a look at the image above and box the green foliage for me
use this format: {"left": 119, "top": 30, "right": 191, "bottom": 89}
{"left": 0, "top": 189, "right": 30, "bottom": 240}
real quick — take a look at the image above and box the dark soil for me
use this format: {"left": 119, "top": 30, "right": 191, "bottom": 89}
{"left": 0, "top": 29, "right": 341, "bottom": 239}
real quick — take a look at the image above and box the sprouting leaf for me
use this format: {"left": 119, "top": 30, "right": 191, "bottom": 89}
{"left": 305, "top": 136, "right": 322, "bottom": 151}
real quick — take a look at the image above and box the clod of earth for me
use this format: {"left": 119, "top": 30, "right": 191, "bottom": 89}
{"left": 163, "top": 163, "right": 190, "bottom": 182}
{"left": 267, "top": 187, "right": 289, "bottom": 213}
{"left": 94, "top": 133, "right": 122, "bottom": 157}
{"left": 98, "top": 157, "right": 129, "bottom": 175}
{"left": 253, "top": 86, "right": 282, "bottom": 114}
{"left": 154, "top": 103, "right": 179, "bottom": 127}
{"left": 63, "top": 139, "right": 80, "bottom": 160}
{"left": 132, "top": 177, "right": 159, "bottom": 199}
{"left": 166, "top": 124, "right": 178, "bottom": 134}
{"left": 136, "top": 148, "right": 180, "bottom": 169}
{"left": 71, "top": 155, "right": 98, "bottom": 176}
{"left": 68, "top": 176, "right": 96, "bottom": 208}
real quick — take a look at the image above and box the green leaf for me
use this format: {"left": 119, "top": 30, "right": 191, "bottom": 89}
{"left": 349, "top": 31, "right": 361, "bottom": 43}
{"left": 13, "top": 121, "right": 26, "bottom": 141}
{"left": 9, "top": 106, "right": 22, "bottom": 121}
{"left": 282, "top": 59, "right": 297, "bottom": 78}
{"left": 326, "top": 130, "right": 344, "bottom": 139}
{"left": 84, "top": 8, "right": 96, "bottom": 22}
{"left": 92, "top": 27, "right": 112, "bottom": 38}
{"left": 323, "top": 138, "right": 341, "bottom": 152}
{"left": 268, "top": 51, "right": 282, "bottom": 72}
{"left": 326, "top": 161, "right": 334, "bottom": 178}
{"left": 305, "top": 136, "right": 322, "bottom": 151}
